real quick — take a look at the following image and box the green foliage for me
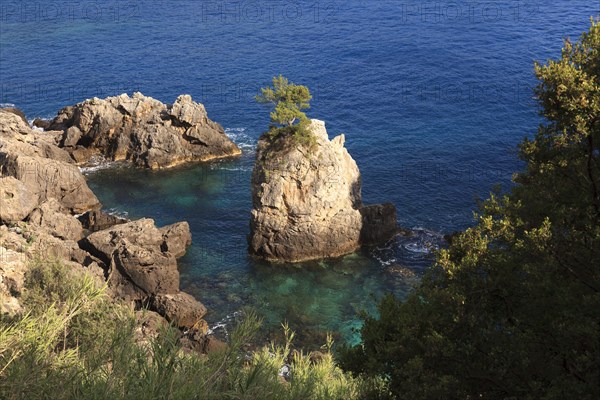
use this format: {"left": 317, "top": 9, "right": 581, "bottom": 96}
{"left": 256, "top": 75, "right": 316, "bottom": 148}
{"left": 256, "top": 75, "right": 312, "bottom": 127}
{"left": 339, "top": 20, "right": 600, "bottom": 400}
{"left": 0, "top": 261, "right": 361, "bottom": 400}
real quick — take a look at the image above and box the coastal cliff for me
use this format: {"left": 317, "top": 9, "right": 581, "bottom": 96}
{"left": 38, "top": 93, "right": 241, "bottom": 169}
{"left": 0, "top": 108, "right": 210, "bottom": 344}
{"left": 249, "top": 120, "right": 397, "bottom": 262}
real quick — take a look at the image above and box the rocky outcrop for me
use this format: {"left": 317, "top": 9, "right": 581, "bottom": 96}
{"left": 78, "top": 210, "right": 128, "bottom": 232}
{"left": 45, "top": 93, "right": 242, "bottom": 169}
{"left": 249, "top": 120, "right": 397, "bottom": 262}
{"left": 0, "top": 107, "right": 213, "bottom": 353}
{"left": 28, "top": 199, "right": 84, "bottom": 242}
{"left": 150, "top": 292, "right": 208, "bottom": 329}
{"left": 81, "top": 219, "right": 178, "bottom": 297}
{"left": 360, "top": 203, "right": 398, "bottom": 245}
{"left": 0, "top": 246, "right": 26, "bottom": 315}
{"left": 80, "top": 219, "right": 197, "bottom": 306}
{"left": 160, "top": 222, "right": 192, "bottom": 258}
{"left": 0, "top": 110, "right": 101, "bottom": 213}
{"left": 0, "top": 177, "right": 35, "bottom": 224}
{"left": 2, "top": 108, "right": 28, "bottom": 125}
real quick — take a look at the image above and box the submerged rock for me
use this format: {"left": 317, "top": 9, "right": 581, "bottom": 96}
{"left": 249, "top": 120, "right": 397, "bottom": 262}
{"left": 46, "top": 93, "right": 242, "bottom": 169}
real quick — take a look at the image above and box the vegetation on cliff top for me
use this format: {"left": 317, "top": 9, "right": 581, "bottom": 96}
{"left": 339, "top": 19, "right": 600, "bottom": 400}
{"left": 256, "top": 75, "right": 316, "bottom": 149}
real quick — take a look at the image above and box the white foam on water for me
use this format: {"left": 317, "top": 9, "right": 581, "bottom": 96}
{"left": 209, "top": 165, "right": 252, "bottom": 172}
{"left": 0, "top": 103, "right": 15, "bottom": 108}
{"left": 104, "top": 208, "right": 129, "bottom": 219}
{"left": 404, "top": 243, "right": 432, "bottom": 254}
{"left": 206, "top": 310, "right": 243, "bottom": 337}
{"left": 371, "top": 227, "right": 445, "bottom": 268}
{"left": 225, "top": 127, "right": 255, "bottom": 151}
{"left": 78, "top": 156, "right": 116, "bottom": 175}
{"left": 30, "top": 122, "right": 45, "bottom": 132}
{"left": 79, "top": 163, "right": 114, "bottom": 174}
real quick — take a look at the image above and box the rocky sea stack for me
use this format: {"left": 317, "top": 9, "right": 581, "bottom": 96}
{"left": 39, "top": 92, "right": 241, "bottom": 169}
{"left": 249, "top": 120, "right": 397, "bottom": 262}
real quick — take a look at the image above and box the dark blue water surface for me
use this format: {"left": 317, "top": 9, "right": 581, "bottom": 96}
{"left": 2, "top": 1, "right": 598, "bottom": 346}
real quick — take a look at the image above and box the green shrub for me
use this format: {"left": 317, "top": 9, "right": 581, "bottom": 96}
{"left": 0, "top": 261, "right": 361, "bottom": 400}
{"left": 338, "top": 20, "right": 600, "bottom": 400}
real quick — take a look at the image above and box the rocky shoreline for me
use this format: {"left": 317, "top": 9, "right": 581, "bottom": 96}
{"left": 0, "top": 98, "right": 234, "bottom": 351}
{"left": 1, "top": 96, "right": 401, "bottom": 350}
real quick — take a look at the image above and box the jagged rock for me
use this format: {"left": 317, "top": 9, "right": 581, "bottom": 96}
{"left": 181, "top": 332, "right": 227, "bottom": 355}
{"left": 81, "top": 218, "right": 163, "bottom": 264}
{"left": 0, "top": 177, "right": 36, "bottom": 224}
{"left": 81, "top": 218, "right": 189, "bottom": 301}
{"left": 26, "top": 229, "right": 81, "bottom": 262}
{"left": 33, "top": 118, "right": 51, "bottom": 130}
{"left": 159, "top": 222, "right": 192, "bottom": 258}
{"left": 78, "top": 210, "right": 128, "bottom": 232}
{"left": 135, "top": 310, "right": 169, "bottom": 344}
{"left": 46, "top": 93, "right": 242, "bottom": 169}
{"left": 1, "top": 107, "right": 28, "bottom": 126}
{"left": 68, "top": 146, "right": 99, "bottom": 164}
{"left": 0, "top": 246, "right": 26, "bottom": 315}
{"left": 0, "top": 225, "right": 27, "bottom": 253}
{"left": 0, "top": 109, "right": 33, "bottom": 137}
{"left": 0, "top": 110, "right": 100, "bottom": 213}
{"left": 61, "top": 126, "right": 82, "bottom": 147}
{"left": 0, "top": 108, "right": 210, "bottom": 342}
{"left": 169, "top": 95, "right": 206, "bottom": 125}
{"left": 33, "top": 140, "right": 74, "bottom": 164}
{"left": 109, "top": 239, "right": 179, "bottom": 300}
{"left": 249, "top": 120, "right": 397, "bottom": 262}
{"left": 28, "top": 199, "right": 84, "bottom": 241}
{"left": 0, "top": 111, "right": 65, "bottom": 158}
{"left": 151, "top": 292, "right": 207, "bottom": 329}
{"left": 0, "top": 154, "right": 100, "bottom": 213}
{"left": 200, "top": 336, "right": 228, "bottom": 354}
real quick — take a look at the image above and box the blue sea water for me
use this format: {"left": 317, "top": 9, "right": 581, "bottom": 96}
{"left": 1, "top": 1, "right": 598, "bottom": 346}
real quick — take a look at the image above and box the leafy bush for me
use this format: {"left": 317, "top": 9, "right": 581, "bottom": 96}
{"left": 338, "top": 20, "right": 600, "bottom": 400}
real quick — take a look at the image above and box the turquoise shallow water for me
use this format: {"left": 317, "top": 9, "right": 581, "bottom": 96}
{"left": 2, "top": 0, "right": 598, "bottom": 346}
{"left": 85, "top": 154, "right": 434, "bottom": 346}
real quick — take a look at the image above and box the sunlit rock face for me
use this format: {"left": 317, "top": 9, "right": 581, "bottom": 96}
{"left": 249, "top": 120, "right": 396, "bottom": 262}
{"left": 45, "top": 93, "right": 241, "bottom": 169}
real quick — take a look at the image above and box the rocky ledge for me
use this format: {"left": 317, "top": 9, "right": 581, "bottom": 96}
{"left": 35, "top": 92, "right": 241, "bottom": 169}
{"left": 249, "top": 120, "right": 397, "bottom": 262}
{"left": 0, "top": 108, "right": 214, "bottom": 350}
